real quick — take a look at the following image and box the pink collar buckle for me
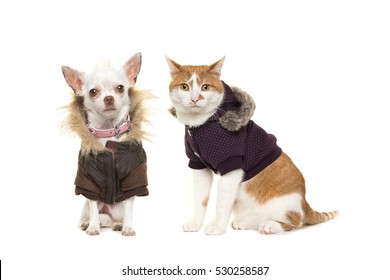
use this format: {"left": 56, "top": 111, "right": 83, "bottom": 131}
{"left": 88, "top": 115, "right": 131, "bottom": 138}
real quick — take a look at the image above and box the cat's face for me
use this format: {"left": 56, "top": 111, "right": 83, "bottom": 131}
{"left": 166, "top": 57, "right": 225, "bottom": 114}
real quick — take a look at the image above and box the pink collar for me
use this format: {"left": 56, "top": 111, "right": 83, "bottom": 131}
{"left": 88, "top": 115, "right": 131, "bottom": 138}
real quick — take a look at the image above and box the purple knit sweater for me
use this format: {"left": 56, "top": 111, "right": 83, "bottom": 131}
{"left": 184, "top": 82, "right": 282, "bottom": 181}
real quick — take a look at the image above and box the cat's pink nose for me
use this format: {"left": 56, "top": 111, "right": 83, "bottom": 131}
{"left": 104, "top": 96, "right": 114, "bottom": 105}
{"left": 190, "top": 94, "right": 204, "bottom": 105}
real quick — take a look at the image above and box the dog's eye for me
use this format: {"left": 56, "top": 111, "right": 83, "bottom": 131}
{"left": 179, "top": 84, "right": 189, "bottom": 91}
{"left": 116, "top": 85, "right": 125, "bottom": 94}
{"left": 201, "top": 84, "right": 210, "bottom": 91}
{"left": 89, "top": 89, "right": 98, "bottom": 97}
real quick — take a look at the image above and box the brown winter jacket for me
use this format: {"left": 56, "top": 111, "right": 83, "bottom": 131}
{"left": 75, "top": 140, "right": 148, "bottom": 204}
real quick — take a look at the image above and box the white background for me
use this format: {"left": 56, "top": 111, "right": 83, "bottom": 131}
{"left": 1, "top": 0, "right": 389, "bottom": 279}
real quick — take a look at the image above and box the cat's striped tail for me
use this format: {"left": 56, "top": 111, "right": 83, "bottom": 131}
{"left": 304, "top": 203, "right": 339, "bottom": 225}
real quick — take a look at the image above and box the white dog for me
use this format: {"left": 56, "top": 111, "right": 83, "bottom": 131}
{"left": 61, "top": 53, "right": 149, "bottom": 236}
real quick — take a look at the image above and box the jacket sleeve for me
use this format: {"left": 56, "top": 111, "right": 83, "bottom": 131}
{"left": 185, "top": 137, "right": 207, "bottom": 170}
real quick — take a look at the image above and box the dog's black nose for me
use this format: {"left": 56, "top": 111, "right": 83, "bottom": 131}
{"left": 104, "top": 96, "right": 114, "bottom": 105}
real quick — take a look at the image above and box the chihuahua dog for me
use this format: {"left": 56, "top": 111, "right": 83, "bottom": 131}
{"left": 61, "top": 52, "right": 149, "bottom": 236}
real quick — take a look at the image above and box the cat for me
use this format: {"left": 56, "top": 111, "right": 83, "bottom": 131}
{"left": 166, "top": 56, "right": 338, "bottom": 235}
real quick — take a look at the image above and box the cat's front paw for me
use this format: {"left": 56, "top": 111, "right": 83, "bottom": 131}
{"left": 231, "top": 221, "right": 242, "bottom": 230}
{"left": 204, "top": 221, "right": 226, "bottom": 235}
{"left": 183, "top": 220, "right": 202, "bottom": 232}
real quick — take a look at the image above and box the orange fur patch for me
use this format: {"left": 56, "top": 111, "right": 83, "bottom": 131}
{"left": 278, "top": 211, "right": 303, "bottom": 231}
{"left": 286, "top": 211, "right": 303, "bottom": 227}
{"left": 280, "top": 222, "right": 293, "bottom": 232}
{"left": 202, "top": 197, "right": 209, "bottom": 207}
{"left": 244, "top": 152, "right": 306, "bottom": 205}
{"left": 244, "top": 152, "right": 338, "bottom": 227}
{"left": 169, "top": 64, "right": 224, "bottom": 93}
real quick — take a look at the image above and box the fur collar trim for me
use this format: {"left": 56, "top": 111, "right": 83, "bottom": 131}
{"left": 169, "top": 83, "right": 256, "bottom": 132}
{"left": 62, "top": 87, "right": 152, "bottom": 155}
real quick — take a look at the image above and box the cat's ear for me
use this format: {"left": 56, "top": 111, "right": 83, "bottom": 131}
{"left": 61, "top": 66, "right": 85, "bottom": 95}
{"left": 208, "top": 56, "right": 225, "bottom": 77}
{"left": 124, "top": 52, "right": 142, "bottom": 84}
{"left": 166, "top": 56, "right": 182, "bottom": 77}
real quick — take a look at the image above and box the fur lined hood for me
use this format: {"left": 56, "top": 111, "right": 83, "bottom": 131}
{"left": 169, "top": 82, "right": 256, "bottom": 132}
{"left": 62, "top": 87, "right": 151, "bottom": 155}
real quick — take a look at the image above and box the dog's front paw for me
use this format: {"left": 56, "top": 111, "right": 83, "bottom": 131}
{"left": 86, "top": 226, "right": 100, "bottom": 236}
{"left": 79, "top": 222, "right": 89, "bottom": 231}
{"left": 183, "top": 219, "right": 202, "bottom": 232}
{"left": 204, "top": 220, "right": 226, "bottom": 235}
{"left": 122, "top": 227, "right": 136, "bottom": 236}
{"left": 112, "top": 222, "right": 123, "bottom": 231}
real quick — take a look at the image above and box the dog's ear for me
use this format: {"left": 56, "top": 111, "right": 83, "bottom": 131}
{"left": 124, "top": 52, "right": 142, "bottom": 85}
{"left": 61, "top": 66, "right": 85, "bottom": 95}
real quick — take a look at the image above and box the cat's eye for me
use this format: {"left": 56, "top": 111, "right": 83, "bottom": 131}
{"left": 179, "top": 84, "right": 189, "bottom": 91}
{"left": 201, "top": 84, "right": 210, "bottom": 91}
{"left": 89, "top": 88, "right": 98, "bottom": 97}
{"left": 116, "top": 85, "right": 125, "bottom": 93}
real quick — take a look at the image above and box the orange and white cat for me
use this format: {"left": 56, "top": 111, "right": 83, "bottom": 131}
{"left": 166, "top": 56, "right": 338, "bottom": 235}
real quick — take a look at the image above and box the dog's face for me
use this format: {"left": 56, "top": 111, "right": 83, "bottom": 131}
{"left": 81, "top": 67, "right": 131, "bottom": 117}
{"left": 62, "top": 53, "right": 142, "bottom": 118}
